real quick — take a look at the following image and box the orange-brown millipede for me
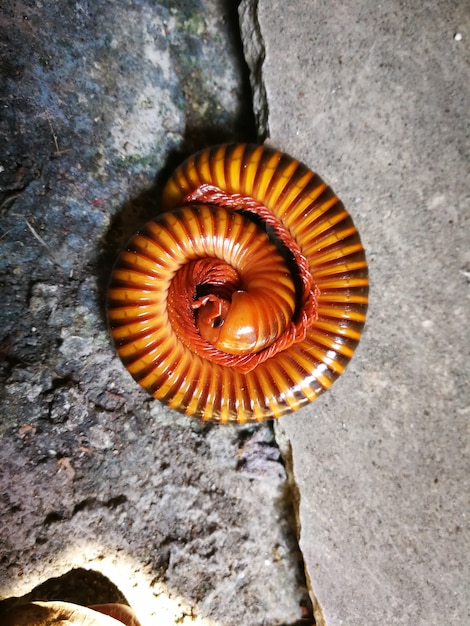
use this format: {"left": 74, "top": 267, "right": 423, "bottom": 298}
{"left": 107, "top": 144, "right": 368, "bottom": 423}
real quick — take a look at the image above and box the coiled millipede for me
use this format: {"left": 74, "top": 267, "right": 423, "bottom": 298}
{"left": 107, "top": 144, "right": 368, "bottom": 423}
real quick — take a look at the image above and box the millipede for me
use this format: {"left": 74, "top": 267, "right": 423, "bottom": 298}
{"left": 107, "top": 143, "right": 368, "bottom": 423}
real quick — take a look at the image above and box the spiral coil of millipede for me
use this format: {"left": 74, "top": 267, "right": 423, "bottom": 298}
{"left": 107, "top": 144, "right": 368, "bottom": 423}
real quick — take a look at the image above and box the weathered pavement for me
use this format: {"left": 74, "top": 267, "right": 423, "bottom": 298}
{"left": 242, "top": 1, "right": 469, "bottom": 624}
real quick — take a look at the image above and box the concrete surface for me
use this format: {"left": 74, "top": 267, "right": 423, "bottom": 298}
{"left": 243, "top": 0, "right": 469, "bottom": 624}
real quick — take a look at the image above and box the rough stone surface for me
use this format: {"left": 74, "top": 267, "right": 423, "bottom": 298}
{"left": 238, "top": 0, "right": 268, "bottom": 139}
{"left": 252, "top": 1, "right": 470, "bottom": 624}
{"left": 0, "top": 2, "right": 311, "bottom": 625}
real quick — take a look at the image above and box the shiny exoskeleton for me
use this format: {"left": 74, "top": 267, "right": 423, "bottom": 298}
{"left": 107, "top": 144, "right": 369, "bottom": 423}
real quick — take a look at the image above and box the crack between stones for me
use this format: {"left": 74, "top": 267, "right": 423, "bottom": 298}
{"left": 238, "top": 0, "right": 270, "bottom": 141}
{"left": 275, "top": 425, "right": 325, "bottom": 626}
{"left": 237, "top": 3, "right": 321, "bottom": 623}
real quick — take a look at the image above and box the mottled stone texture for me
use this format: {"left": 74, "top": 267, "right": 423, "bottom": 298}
{"left": 0, "top": 2, "right": 310, "bottom": 625}
{"left": 252, "top": 1, "right": 469, "bottom": 625}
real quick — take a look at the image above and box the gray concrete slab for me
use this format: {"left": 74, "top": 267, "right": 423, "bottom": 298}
{"left": 248, "top": 1, "right": 469, "bottom": 624}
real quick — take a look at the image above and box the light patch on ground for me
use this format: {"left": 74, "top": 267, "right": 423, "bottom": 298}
{"left": 110, "top": 85, "right": 181, "bottom": 157}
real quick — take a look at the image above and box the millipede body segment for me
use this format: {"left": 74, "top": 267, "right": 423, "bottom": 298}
{"left": 107, "top": 144, "right": 369, "bottom": 423}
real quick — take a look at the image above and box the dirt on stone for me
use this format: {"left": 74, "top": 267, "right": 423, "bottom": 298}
{"left": 0, "top": 2, "right": 312, "bottom": 625}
